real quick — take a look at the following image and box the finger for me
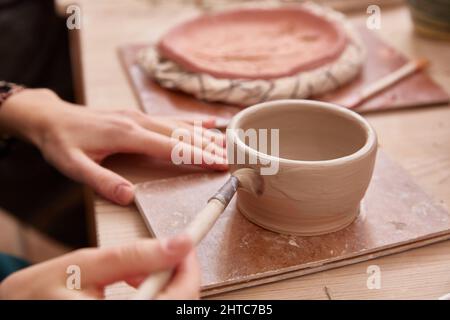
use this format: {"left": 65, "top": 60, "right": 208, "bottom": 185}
{"left": 190, "top": 117, "right": 230, "bottom": 130}
{"left": 68, "top": 151, "right": 134, "bottom": 205}
{"left": 198, "top": 118, "right": 217, "bottom": 129}
{"left": 173, "top": 120, "right": 226, "bottom": 149}
{"left": 125, "top": 275, "right": 146, "bottom": 289}
{"left": 156, "top": 251, "right": 201, "bottom": 300}
{"left": 153, "top": 116, "right": 217, "bottom": 129}
{"left": 167, "top": 134, "right": 228, "bottom": 171}
{"left": 134, "top": 114, "right": 226, "bottom": 149}
{"left": 77, "top": 234, "right": 193, "bottom": 288}
{"left": 119, "top": 128, "right": 228, "bottom": 171}
{"left": 157, "top": 119, "right": 226, "bottom": 156}
{"left": 119, "top": 110, "right": 225, "bottom": 147}
{"left": 178, "top": 117, "right": 230, "bottom": 129}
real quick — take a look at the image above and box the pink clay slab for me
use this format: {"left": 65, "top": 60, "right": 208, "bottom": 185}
{"left": 157, "top": 7, "right": 347, "bottom": 80}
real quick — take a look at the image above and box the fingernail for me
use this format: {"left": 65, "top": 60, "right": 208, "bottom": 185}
{"left": 204, "top": 117, "right": 216, "bottom": 128}
{"left": 114, "top": 184, "right": 134, "bottom": 205}
{"left": 214, "top": 118, "right": 230, "bottom": 129}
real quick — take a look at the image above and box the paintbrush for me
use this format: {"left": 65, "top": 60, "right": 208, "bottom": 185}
{"left": 340, "top": 58, "right": 429, "bottom": 109}
{"left": 133, "top": 168, "right": 263, "bottom": 300}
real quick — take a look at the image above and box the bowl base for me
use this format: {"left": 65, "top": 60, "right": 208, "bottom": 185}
{"left": 237, "top": 202, "right": 361, "bottom": 237}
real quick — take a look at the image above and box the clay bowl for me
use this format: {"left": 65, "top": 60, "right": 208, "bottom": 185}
{"left": 227, "top": 100, "right": 378, "bottom": 236}
{"left": 157, "top": 7, "right": 347, "bottom": 79}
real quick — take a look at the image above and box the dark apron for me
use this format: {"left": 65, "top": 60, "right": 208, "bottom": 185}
{"left": 0, "top": 0, "right": 86, "bottom": 248}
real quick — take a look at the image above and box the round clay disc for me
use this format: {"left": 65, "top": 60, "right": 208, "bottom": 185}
{"left": 157, "top": 7, "right": 348, "bottom": 80}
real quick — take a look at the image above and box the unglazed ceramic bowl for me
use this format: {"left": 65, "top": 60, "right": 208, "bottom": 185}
{"left": 227, "top": 100, "right": 378, "bottom": 236}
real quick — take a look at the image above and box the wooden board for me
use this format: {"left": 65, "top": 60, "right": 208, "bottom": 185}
{"left": 319, "top": 26, "right": 450, "bottom": 112}
{"left": 118, "top": 25, "right": 449, "bottom": 121}
{"left": 134, "top": 151, "right": 450, "bottom": 296}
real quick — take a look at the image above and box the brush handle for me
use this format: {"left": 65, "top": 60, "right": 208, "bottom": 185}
{"left": 133, "top": 176, "right": 239, "bottom": 300}
{"left": 133, "top": 269, "right": 173, "bottom": 300}
{"left": 344, "top": 58, "right": 427, "bottom": 109}
{"left": 186, "top": 199, "right": 226, "bottom": 243}
{"left": 133, "top": 199, "right": 227, "bottom": 300}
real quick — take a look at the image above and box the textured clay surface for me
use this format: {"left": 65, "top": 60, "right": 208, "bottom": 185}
{"left": 119, "top": 24, "right": 448, "bottom": 115}
{"left": 135, "top": 152, "right": 450, "bottom": 296}
{"left": 157, "top": 7, "right": 347, "bottom": 80}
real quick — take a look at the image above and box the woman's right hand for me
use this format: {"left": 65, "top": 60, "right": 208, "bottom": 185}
{"left": 0, "top": 234, "right": 200, "bottom": 300}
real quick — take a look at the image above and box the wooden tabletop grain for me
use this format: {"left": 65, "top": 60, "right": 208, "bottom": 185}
{"left": 57, "top": 0, "right": 450, "bottom": 299}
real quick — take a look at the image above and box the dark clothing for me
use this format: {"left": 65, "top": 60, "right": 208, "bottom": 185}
{"left": 0, "top": 0, "right": 87, "bottom": 252}
{"left": 0, "top": 253, "right": 29, "bottom": 281}
{"left": 0, "top": 0, "right": 74, "bottom": 101}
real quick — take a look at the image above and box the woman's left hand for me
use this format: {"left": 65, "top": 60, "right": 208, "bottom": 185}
{"left": 0, "top": 88, "right": 227, "bottom": 205}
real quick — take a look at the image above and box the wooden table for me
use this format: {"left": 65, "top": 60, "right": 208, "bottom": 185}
{"left": 57, "top": 0, "right": 450, "bottom": 299}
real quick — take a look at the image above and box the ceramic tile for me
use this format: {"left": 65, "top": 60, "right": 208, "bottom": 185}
{"left": 135, "top": 152, "right": 450, "bottom": 296}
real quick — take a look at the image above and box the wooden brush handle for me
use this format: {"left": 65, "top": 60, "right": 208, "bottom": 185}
{"left": 133, "top": 176, "right": 239, "bottom": 300}
{"left": 133, "top": 199, "right": 226, "bottom": 300}
{"left": 343, "top": 58, "right": 428, "bottom": 109}
{"left": 133, "top": 269, "right": 173, "bottom": 300}
{"left": 186, "top": 199, "right": 226, "bottom": 243}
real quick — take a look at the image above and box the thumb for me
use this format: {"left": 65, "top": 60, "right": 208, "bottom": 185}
{"left": 79, "top": 234, "right": 193, "bottom": 288}
{"left": 69, "top": 151, "right": 134, "bottom": 205}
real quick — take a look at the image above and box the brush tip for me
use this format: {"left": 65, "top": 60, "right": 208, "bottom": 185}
{"left": 232, "top": 168, "right": 264, "bottom": 196}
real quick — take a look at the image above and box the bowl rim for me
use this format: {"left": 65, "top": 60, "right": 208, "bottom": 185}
{"left": 227, "top": 99, "right": 377, "bottom": 166}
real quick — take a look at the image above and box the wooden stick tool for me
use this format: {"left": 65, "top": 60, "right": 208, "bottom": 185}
{"left": 340, "top": 58, "right": 428, "bottom": 109}
{"left": 133, "top": 168, "right": 263, "bottom": 300}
